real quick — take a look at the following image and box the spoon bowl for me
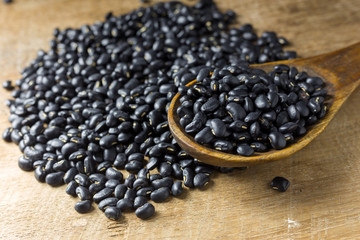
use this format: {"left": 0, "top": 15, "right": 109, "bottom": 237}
{"left": 168, "top": 42, "right": 360, "bottom": 167}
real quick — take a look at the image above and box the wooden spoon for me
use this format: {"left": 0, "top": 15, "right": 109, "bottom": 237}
{"left": 168, "top": 42, "right": 360, "bottom": 167}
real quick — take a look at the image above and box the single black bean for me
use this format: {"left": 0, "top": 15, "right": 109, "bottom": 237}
{"left": 104, "top": 206, "right": 122, "bottom": 221}
{"left": 66, "top": 180, "right": 78, "bottom": 197}
{"left": 194, "top": 127, "right": 214, "bottom": 145}
{"left": 116, "top": 198, "right": 134, "bottom": 212}
{"left": 193, "top": 173, "right": 210, "bottom": 189}
{"left": 254, "top": 94, "right": 270, "bottom": 110}
{"left": 98, "top": 197, "right": 118, "bottom": 212}
{"left": 268, "top": 132, "right": 287, "bottom": 150}
{"left": 18, "top": 156, "right": 34, "bottom": 171}
{"left": 89, "top": 173, "right": 106, "bottom": 185}
{"left": 236, "top": 143, "right": 254, "bottom": 156}
{"left": 74, "top": 200, "right": 92, "bottom": 214}
{"left": 184, "top": 119, "right": 203, "bottom": 134}
{"left": 134, "top": 196, "right": 148, "bottom": 209}
{"left": 105, "top": 179, "right": 120, "bottom": 189}
{"left": 270, "top": 176, "right": 290, "bottom": 192}
{"left": 183, "top": 167, "right": 195, "bottom": 188}
{"left": 45, "top": 171, "right": 65, "bottom": 187}
{"left": 93, "top": 187, "right": 113, "bottom": 203}
{"left": 124, "top": 188, "right": 137, "bottom": 201}
{"left": 99, "top": 135, "right": 117, "bottom": 148}
{"left": 209, "top": 118, "right": 228, "bottom": 137}
{"left": 151, "top": 177, "right": 173, "bottom": 189}
{"left": 76, "top": 186, "right": 92, "bottom": 201}
{"left": 250, "top": 142, "right": 267, "bottom": 152}
{"left": 150, "top": 187, "right": 170, "bottom": 203}
{"left": 89, "top": 182, "right": 105, "bottom": 195}
{"left": 34, "top": 166, "right": 47, "bottom": 182}
{"left": 226, "top": 102, "right": 246, "bottom": 120}
{"left": 133, "top": 178, "right": 149, "bottom": 190}
{"left": 74, "top": 173, "right": 90, "bottom": 187}
{"left": 135, "top": 203, "right": 155, "bottom": 220}
{"left": 213, "top": 140, "right": 233, "bottom": 152}
{"left": 105, "top": 167, "right": 123, "bottom": 181}
{"left": 200, "top": 97, "right": 220, "bottom": 113}
{"left": 114, "top": 184, "right": 128, "bottom": 199}
{"left": 171, "top": 181, "right": 183, "bottom": 196}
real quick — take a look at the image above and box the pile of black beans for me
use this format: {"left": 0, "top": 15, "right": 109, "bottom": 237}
{"left": 2, "top": 0, "right": 297, "bottom": 220}
{"left": 178, "top": 64, "right": 328, "bottom": 156}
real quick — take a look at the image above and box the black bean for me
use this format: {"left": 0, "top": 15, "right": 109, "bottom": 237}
{"left": 158, "top": 162, "right": 172, "bottom": 177}
{"left": 184, "top": 119, "right": 203, "bottom": 134}
{"left": 104, "top": 206, "right": 122, "bottom": 221}
{"left": 194, "top": 126, "right": 214, "bottom": 145}
{"left": 34, "top": 166, "right": 47, "bottom": 182}
{"left": 137, "top": 168, "right": 150, "bottom": 180}
{"left": 270, "top": 176, "right": 290, "bottom": 192}
{"left": 308, "top": 97, "right": 321, "bottom": 114}
{"left": 193, "top": 173, "right": 210, "bottom": 189}
{"left": 213, "top": 140, "right": 233, "bottom": 152}
{"left": 244, "top": 111, "right": 261, "bottom": 123}
{"left": 89, "top": 182, "right": 105, "bottom": 195}
{"left": 125, "top": 161, "right": 143, "bottom": 173}
{"left": 133, "top": 178, "right": 149, "bottom": 190}
{"left": 2, "top": 127, "right": 12, "bottom": 142}
{"left": 64, "top": 167, "right": 78, "bottom": 184}
{"left": 279, "top": 122, "right": 298, "bottom": 134}
{"left": 23, "top": 146, "right": 42, "bottom": 160}
{"left": 105, "top": 167, "right": 123, "bottom": 181}
{"left": 306, "top": 77, "right": 324, "bottom": 87}
{"left": 53, "top": 160, "right": 70, "bottom": 172}
{"left": 74, "top": 173, "right": 90, "bottom": 187}
{"left": 268, "top": 132, "right": 287, "bottom": 150}
{"left": 150, "top": 187, "right": 170, "bottom": 203}
{"left": 98, "top": 197, "right": 118, "bottom": 212}
{"left": 171, "top": 181, "right": 183, "bottom": 196}
{"left": 151, "top": 177, "right": 173, "bottom": 189}
{"left": 287, "top": 105, "right": 300, "bottom": 121}
{"left": 226, "top": 102, "right": 246, "bottom": 121}
{"left": 75, "top": 200, "right": 92, "bottom": 214}
{"left": 200, "top": 97, "right": 220, "bottom": 113}
{"left": 134, "top": 196, "right": 147, "bottom": 209}
{"left": 124, "top": 174, "right": 136, "bottom": 189}
{"left": 45, "top": 172, "right": 64, "bottom": 187}
{"left": 135, "top": 203, "right": 155, "bottom": 220}
{"left": 99, "top": 135, "right": 117, "bottom": 148}
{"left": 236, "top": 143, "right": 254, "bottom": 156}
{"left": 76, "top": 186, "right": 92, "bottom": 201}
{"left": 66, "top": 181, "right": 78, "bottom": 197}
{"left": 18, "top": 156, "right": 34, "bottom": 171}
{"left": 116, "top": 198, "right": 134, "bottom": 212}
{"left": 89, "top": 173, "right": 106, "bottom": 185}
{"left": 114, "top": 184, "right": 127, "bottom": 199}
{"left": 124, "top": 188, "right": 137, "bottom": 201}
{"left": 254, "top": 94, "right": 270, "bottom": 110}
{"left": 209, "top": 118, "right": 228, "bottom": 137}
{"left": 105, "top": 179, "right": 120, "bottom": 189}
{"left": 250, "top": 142, "right": 267, "bottom": 152}
{"left": 93, "top": 187, "right": 113, "bottom": 203}
{"left": 2, "top": 80, "right": 14, "bottom": 90}
{"left": 183, "top": 167, "right": 195, "bottom": 188}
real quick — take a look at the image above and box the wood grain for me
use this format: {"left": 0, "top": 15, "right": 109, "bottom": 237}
{"left": 0, "top": 0, "right": 360, "bottom": 239}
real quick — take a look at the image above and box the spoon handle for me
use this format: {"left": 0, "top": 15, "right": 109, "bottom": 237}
{"left": 304, "top": 42, "right": 360, "bottom": 87}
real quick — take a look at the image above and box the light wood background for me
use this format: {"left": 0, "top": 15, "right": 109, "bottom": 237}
{"left": 0, "top": 0, "right": 359, "bottom": 239}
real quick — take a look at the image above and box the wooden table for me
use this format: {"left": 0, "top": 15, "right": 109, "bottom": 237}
{"left": 0, "top": 0, "right": 359, "bottom": 239}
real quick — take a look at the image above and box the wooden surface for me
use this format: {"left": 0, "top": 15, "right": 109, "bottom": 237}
{"left": 0, "top": 0, "right": 360, "bottom": 239}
